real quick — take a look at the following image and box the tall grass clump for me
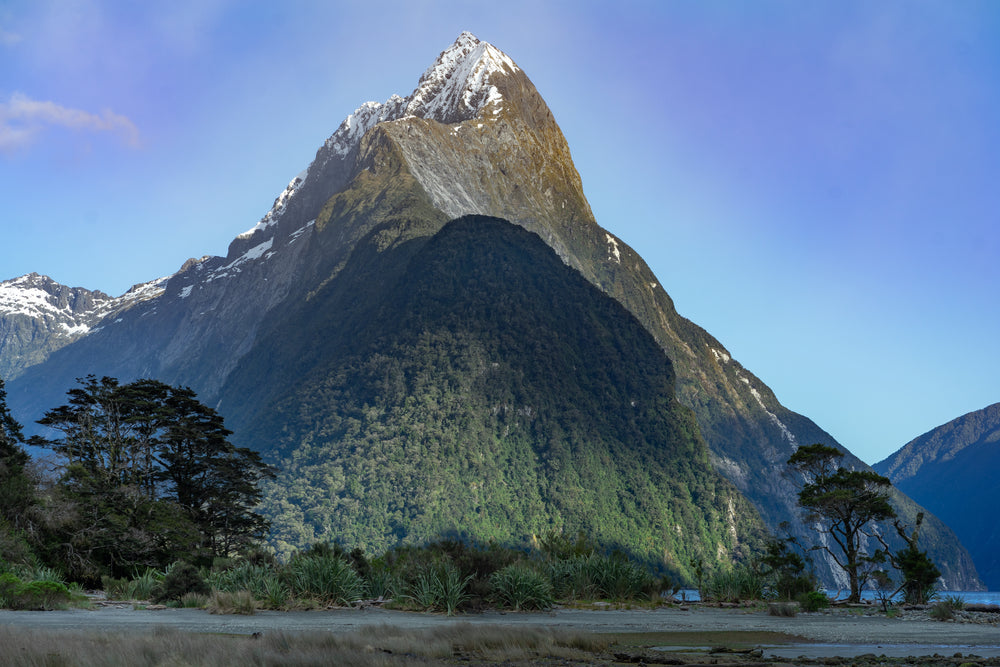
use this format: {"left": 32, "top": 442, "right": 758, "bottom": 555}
{"left": 490, "top": 564, "right": 554, "bottom": 610}
{"left": 406, "top": 563, "right": 472, "bottom": 615}
{"left": 365, "top": 566, "right": 401, "bottom": 600}
{"left": 283, "top": 551, "right": 364, "bottom": 606}
{"left": 706, "top": 565, "right": 764, "bottom": 602}
{"left": 549, "top": 554, "right": 652, "bottom": 601}
{"left": 206, "top": 589, "right": 257, "bottom": 615}
{"left": 127, "top": 568, "right": 164, "bottom": 601}
{"left": 208, "top": 561, "right": 274, "bottom": 598}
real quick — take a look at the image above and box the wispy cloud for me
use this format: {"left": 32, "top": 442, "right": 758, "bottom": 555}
{"left": 0, "top": 92, "right": 140, "bottom": 153}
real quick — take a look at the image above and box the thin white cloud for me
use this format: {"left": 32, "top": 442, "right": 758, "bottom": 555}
{"left": 0, "top": 92, "right": 140, "bottom": 153}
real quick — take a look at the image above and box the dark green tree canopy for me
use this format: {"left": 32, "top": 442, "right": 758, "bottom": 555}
{"left": 788, "top": 443, "right": 895, "bottom": 602}
{"left": 30, "top": 376, "right": 275, "bottom": 578}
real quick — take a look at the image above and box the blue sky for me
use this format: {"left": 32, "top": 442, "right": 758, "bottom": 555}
{"left": 1, "top": 1, "right": 997, "bottom": 465}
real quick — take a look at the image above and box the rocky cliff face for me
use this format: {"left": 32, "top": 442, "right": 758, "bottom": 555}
{"left": 2, "top": 33, "right": 981, "bottom": 588}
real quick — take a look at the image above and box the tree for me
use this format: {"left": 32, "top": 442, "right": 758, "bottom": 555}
{"left": 889, "top": 513, "right": 940, "bottom": 604}
{"left": 0, "top": 377, "right": 30, "bottom": 521}
{"left": 787, "top": 443, "right": 896, "bottom": 602}
{"left": 0, "top": 377, "right": 38, "bottom": 566}
{"left": 30, "top": 376, "right": 275, "bottom": 578}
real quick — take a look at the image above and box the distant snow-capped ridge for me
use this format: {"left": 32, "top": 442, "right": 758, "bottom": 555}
{"left": 240, "top": 31, "right": 518, "bottom": 241}
{"left": 0, "top": 272, "right": 168, "bottom": 338}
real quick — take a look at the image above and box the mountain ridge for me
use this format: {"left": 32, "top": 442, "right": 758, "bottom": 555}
{"left": 876, "top": 403, "right": 1000, "bottom": 587}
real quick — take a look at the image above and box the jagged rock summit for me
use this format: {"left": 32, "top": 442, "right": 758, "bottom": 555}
{"left": 2, "top": 33, "right": 982, "bottom": 588}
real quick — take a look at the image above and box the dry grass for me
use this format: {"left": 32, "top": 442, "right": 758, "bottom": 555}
{"left": 0, "top": 623, "right": 611, "bottom": 666}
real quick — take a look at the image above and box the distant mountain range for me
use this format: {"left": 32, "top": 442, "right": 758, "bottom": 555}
{"left": 876, "top": 403, "right": 1000, "bottom": 588}
{"left": 0, "top": 32, "right": 981, "bottom": 588}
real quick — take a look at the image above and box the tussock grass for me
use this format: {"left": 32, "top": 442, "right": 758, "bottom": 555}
{"left": 0, "top": 623, "right": 609, "bottom": 666}
{"left": 207, "top": 589, "right": 257, "bottom": 615}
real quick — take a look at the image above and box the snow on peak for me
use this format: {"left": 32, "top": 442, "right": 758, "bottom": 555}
{"left": 321, "top": 32, "right": 518, "bottom": 159}
{"left": 239, "top": 167, "right": 310, "bottom": 239}
{"left": 324, "top": 95, "right": 408, "bottom": 158}
{"left": 404, "top": 32, "right": 519, "bottom": 123}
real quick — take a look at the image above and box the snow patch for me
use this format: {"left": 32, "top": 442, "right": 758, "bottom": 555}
{"left": 605, "top": 234, "right": 621, "bottom": 264}
{"left": 179, "top": 285, "right": 194, "bottom": 299}
{"left": 711, "top": 348, "right": 731, "bottom": 364}
{"left": 207, "top": 238, "right": 275, "bottom": 282}
{"left": 239, "top": 168, "right": 310, "bottom": 239}
{"left": 287, "top": 219, "right": 315, "bottom": 245}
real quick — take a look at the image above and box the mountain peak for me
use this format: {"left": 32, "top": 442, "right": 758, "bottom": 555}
{"left": 242, "top": 32, "right": 523, "bottom": 241}
{"left": 404, "top": 31, "right": 519, "bottom": 124}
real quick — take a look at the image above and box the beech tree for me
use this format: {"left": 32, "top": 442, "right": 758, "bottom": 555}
{"left": 31, "top": 376, "right": 274, "bottom": 578}
{"left": 787, "top": 443, "right": 895, "bottom": 602}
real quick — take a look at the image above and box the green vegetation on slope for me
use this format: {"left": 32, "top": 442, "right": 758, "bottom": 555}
{"left": 252, "top": 217, "right": 767, "bottom": 579}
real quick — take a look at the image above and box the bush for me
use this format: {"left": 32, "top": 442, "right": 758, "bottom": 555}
{"left": 896, "top": 545, "right": 940, "bottom": 605}
{"left": 796, "top": 590, "right": 830, "bottom": 612}
{"left": 768, "top": 601, "right": 798, "bottom": 617}
{"left": 153, "top": 562, "right": 210, "bottom": 603}
{"left": 2, "top": 578, "right": 73, "bottom": 610}
{"left": 490, "top": 564, "right": 554, "bottom": 610}
{"left": 929, "top": 601, "right": 954, "bottom": 621}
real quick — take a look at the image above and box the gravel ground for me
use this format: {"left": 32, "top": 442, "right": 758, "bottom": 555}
{"left": 2, "top": 603, "right": 999, "bottom": 656}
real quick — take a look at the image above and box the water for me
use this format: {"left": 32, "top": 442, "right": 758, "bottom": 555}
{"left": 670, "top": 589, "right": 1000, "bottom": 604}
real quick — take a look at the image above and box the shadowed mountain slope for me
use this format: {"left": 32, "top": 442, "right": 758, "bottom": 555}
{"left": 876, "top": 403, "right": 1000, "bottom": 587}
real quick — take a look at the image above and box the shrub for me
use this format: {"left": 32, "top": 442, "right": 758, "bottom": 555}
{"left": 153, "top": 561, "right": 210, "bottom": 603}
{"left": 797, "top": 590, "right": 830, "bottom": 612}
{"left": 490, "top": 564, "right": 554, "bottom": 610}
{"left": 896, "top": 544, "right": 940, "bottom": 605}
{"left": 9, "top": 580, "right": 73, "bottom": 610}
{"left": 768, "top": 601, "right": 798, "bottom": 617}
{"left": 0, "top": 572, "right": 20, "bottom": 608}
{"left": 929, "top": 601, "right": 954, "bottom": 621}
